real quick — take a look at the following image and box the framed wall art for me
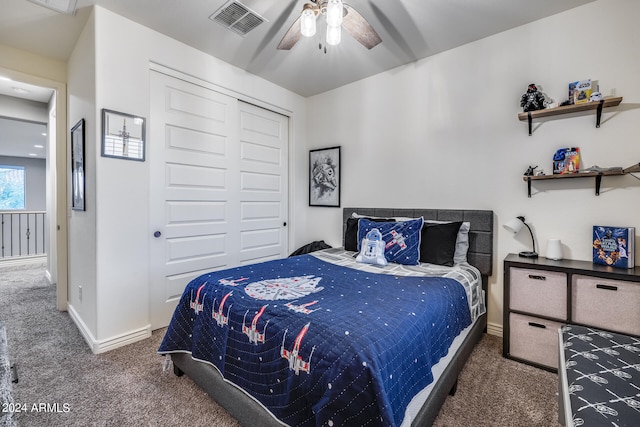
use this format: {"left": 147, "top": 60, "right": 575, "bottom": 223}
{"left": 309, "top": 146, "right": 340, "bottom": 207}
{"left": 71, "top": 118, "right": 85, "bottom": 211}
{"left": 101, "top": 109, "right": 146, "bottom": 161}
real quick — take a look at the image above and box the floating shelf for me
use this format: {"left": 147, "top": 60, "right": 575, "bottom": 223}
{"left": 518, "top": 96, "right": 623, "bottom": 135}
{"left": 523, "top": 162, "right": 640, "bottom": 197}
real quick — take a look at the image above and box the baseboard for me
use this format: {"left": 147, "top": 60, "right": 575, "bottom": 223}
{"left": 68, "top": 304, "right": 151, "bottom": 354}
{"left": 487, "top": 321, "right": 503, "bottom": 338}
{"left": 0, "top": 255, "right": 46, "bottom": 267}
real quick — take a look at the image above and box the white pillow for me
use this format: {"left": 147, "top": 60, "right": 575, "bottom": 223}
{"left": 352, "top": 212, "right": 417, "bottom": 222}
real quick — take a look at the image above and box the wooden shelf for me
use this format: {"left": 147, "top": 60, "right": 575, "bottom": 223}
{"left": 624, "top": 163, "right": 640, "bottom": 173}
{"left": 518, "top": 96, "right": 623, "bottom": 135}
{"left": 523, "top": 162, "right": 640, "bottom": 197}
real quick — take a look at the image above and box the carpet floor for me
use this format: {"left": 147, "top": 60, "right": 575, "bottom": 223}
{"left": 0, "top": 261, "right": 561, "bottom": 426}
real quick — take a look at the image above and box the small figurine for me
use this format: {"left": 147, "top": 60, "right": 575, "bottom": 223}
{"left": 589, "top": 91, "right": 603, "bottom": 102}
{"left": 524, "top": 165, "right": 538, "bottom": 176}
{"left": 520, "top": 83, "right": 546, "bottom": 112}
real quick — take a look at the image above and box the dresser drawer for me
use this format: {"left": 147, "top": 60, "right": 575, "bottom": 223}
{"left": 509, "top": 267, "right": 567, "bottom": 319}
{"left": 571, "top": 275, "right": 640, "bottom": 336}
{"left": 509, "top": 313, "right": 562, "bottom": 369}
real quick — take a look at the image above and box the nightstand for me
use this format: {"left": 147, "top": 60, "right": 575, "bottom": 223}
{"left": 503, "top": 253, "right": 640, "bottom": 371}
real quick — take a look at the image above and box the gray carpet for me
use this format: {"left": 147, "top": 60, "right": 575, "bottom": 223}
{"left": 0, "top": 261, "right": 561, "bottom": 426}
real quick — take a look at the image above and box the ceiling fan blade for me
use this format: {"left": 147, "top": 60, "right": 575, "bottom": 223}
{"left": 343, "top": 4, "right": 382, "bottom": 49}
{"left": 277, "top": 15, "right": 303, "bottom": 50}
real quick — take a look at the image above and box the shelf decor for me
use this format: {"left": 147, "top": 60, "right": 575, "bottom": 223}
{"left": 101, "top": 109, "right": 146, "bottom": 161}
{"left": 523, "top": 162, "right": 640, "bottom": 197}
{"left": 518, "top": 96, "right": 623, "bottom": 135}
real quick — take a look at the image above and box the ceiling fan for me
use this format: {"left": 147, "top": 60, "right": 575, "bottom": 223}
{"left": 277, "top": 0, "right": 382, "bottom": 50}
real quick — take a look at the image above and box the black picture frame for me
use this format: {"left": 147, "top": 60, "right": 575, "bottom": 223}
{"left": 101, "top": 109, "right": 146, "bottom": 161}
{"left": 71, "top": 118, "right": 85, "bottom": 211}
{"left": 309, "top": 146, "right": 340, "bottom": 207}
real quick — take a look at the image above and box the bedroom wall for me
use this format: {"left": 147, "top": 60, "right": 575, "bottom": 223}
{"left": 303, "top": 0, "right": 640, "bottom": 335}
{"left": 67, "top": 13, "right": 98, "bottom": 340}
{"left": 66, "top": 6, "right": 307, "bottom": 352}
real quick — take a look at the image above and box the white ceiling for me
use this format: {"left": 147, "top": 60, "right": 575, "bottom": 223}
{"left": 0, "top": 0, "right": 597, "bottom": 158}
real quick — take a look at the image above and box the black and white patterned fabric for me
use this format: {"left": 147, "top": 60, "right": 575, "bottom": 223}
{"left": 560, "top": 324, "right": 640, "bottom": 426}
{"left": 1, "top": 324, "right": 17, "bottom": 427}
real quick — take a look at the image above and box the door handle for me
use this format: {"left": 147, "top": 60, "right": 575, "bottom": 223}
{"left": 153, "top": 231, "right": 162, "bottom": 238}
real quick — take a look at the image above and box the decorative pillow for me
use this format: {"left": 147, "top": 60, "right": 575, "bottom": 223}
{"left": 355, "top": 228, "right": 387, "bottom": 266}
{"left": 425, "top": 220, "right": 470, "bottom": 264}
{"left": 344, "top": 217, "right": 393, "bottom": 251}
{"left": 357, "top": 218, "right": 423, "bottom": 265}
{"left": 419, "top": 221, "right": 463, "bottom": 267}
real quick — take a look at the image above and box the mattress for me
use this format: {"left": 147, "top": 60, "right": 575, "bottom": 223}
{"left": 159, "top": 248, "right": 484, "bottom": 426}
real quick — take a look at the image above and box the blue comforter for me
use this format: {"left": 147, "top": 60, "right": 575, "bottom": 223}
{"left": 158, "top": 254, "right": 471, "bottom": 426}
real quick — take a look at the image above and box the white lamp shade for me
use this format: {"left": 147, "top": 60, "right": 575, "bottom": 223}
{"left": 504, "top": 218, "right": 524, "bottom": 234}
{"left": 300, "top": 9, "right": 317, "bottom": 37}
{"left": 326, "top": 0, "right": 344, "bottom": 27}
{"left": 326, "top": 24, "right": 341, "bottom": 46}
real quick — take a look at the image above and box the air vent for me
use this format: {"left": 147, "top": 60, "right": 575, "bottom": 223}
{"left": 209, "top": 1, "right": 267, "bottom": 37}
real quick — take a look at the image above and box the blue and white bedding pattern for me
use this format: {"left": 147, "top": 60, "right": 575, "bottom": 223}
{"left": 158, "top": 249, "right": 483, "bottom": 426}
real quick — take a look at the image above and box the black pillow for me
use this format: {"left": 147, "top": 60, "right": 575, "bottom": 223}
{"left": 344, "top": 217, "right": 393, "bottom": 251}
{"left": 419, "top": 221, "right": 463, "bottom": 267}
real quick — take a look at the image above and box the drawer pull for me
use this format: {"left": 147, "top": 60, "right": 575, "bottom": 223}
{"left": 528, "top": 274, "right": 546, "bottom": 281}
{"left": 528, "top": 322, "right": 547, "bottom": 329}
{"left": 596, "top": 284, "right": 618, "bottom": 291}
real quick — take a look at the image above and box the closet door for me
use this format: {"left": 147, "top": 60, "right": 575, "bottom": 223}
{"left": 148, "top": 72, "right": 289, "bottom": 329}
{"left": 238, "top": 101, "right": 289, "bottom": 265}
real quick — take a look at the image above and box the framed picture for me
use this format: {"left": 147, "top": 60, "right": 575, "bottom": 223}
{"left": 309, "top": 146, "right": 340, "bottom": 207}
{"left": 101, "top": 109, "right": 146, "bottom": 161}
{"left": 71, "top": 118, "right": 85, "bottom": 211}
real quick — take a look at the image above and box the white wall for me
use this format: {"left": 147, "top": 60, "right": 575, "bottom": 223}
{"left": 0, "top": 94, "right": 48, "bottom": 122}
{"left": 66, "top": 7, "right": 307, "bottom": 352}
{"left": 303, "top": 0, "right": 640, "bottom": 334}
{"left": 67, "top": 12, "right": 98, "bottom": 340}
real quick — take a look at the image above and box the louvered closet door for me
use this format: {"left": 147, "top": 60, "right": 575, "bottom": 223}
{"left": 149, "top": 72, "right": 289, "bottom": 329}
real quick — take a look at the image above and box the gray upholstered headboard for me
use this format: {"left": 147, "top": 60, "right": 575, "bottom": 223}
{"left": 342, "top": 208, "right": 494, "bottom": 277}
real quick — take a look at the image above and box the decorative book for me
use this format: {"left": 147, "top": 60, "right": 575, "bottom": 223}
{"left": 593, "top": 226, "right": 635, "bottom": 268}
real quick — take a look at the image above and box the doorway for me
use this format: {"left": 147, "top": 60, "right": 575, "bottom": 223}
{"left": 0, "top": 67, "right": 68, "bottom": 311}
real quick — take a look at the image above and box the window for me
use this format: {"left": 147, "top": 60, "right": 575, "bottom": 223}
{"left": 0, "top": 165, "right": 26, "bottom": 210}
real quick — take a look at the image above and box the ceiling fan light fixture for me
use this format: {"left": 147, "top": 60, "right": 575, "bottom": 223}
{"left": 300, "top": 5, "right": 317, "bottom": 37}
{"left": 325, "top": 0, "right": 343, "bottom": 27}
{"left": 326, "top": 24, "right": 341, "bottom": 46}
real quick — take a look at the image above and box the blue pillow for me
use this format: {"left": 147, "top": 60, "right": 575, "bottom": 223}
{"left": 357, "top": 218, "right": 423, "bottom": 265}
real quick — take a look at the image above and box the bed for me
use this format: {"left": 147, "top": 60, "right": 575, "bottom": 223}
{"left": 158, "top": 207, "right": 494, "bottom": 426}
